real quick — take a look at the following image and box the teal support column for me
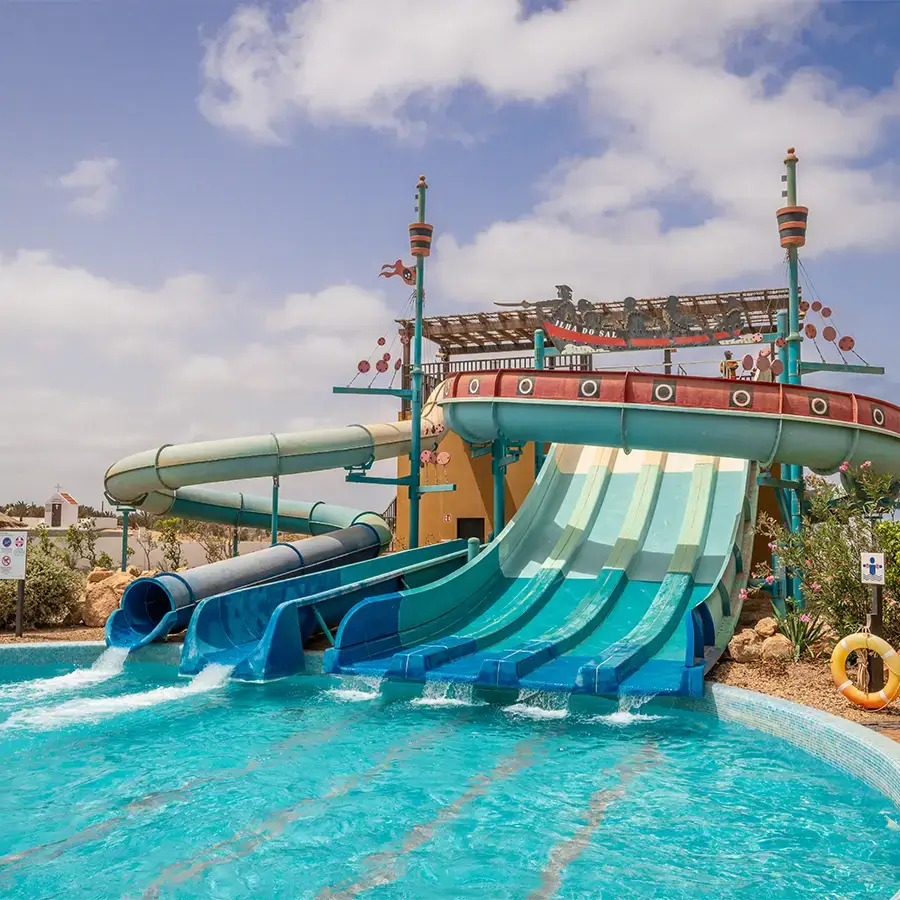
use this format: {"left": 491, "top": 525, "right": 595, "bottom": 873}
{"left": 467, "top": 536, "right": 480, "bottom": 562}
{"left": 232, "top": 527, "right": 239, "bottom": 558}
{"left": 408, "top": 175, "right": 430, "bottom": 550}
{"left": 533, "top": 328, "right": 546, "bottom": 479}
{"left": 271, "top": 475, "right": 280, "bottom": 546}
{"left": 492, "top": 439, "right": 505, "bottom": 540}
{"left": 120, "top": 509, "right": 130, "bottom": 572}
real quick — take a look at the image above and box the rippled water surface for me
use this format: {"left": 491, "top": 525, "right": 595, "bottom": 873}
{"left": 0, "top": 658, "right": 898, "bottom": 899}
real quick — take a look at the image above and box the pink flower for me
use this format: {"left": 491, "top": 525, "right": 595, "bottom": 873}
{"left": 805, "top": 560, "right": 812, "bottom": 567}
{"left": 861, "top": 460, "right": 871, "bottom": 469}
{"left": 739, "top": 588, "right": 749, "bottom": 601}
{"left": 768, "top": 541, "right": 777, "bottom": 550}
{"left": 839, "top": 461, "right": 850, "bottom": 472}
{"left": 800, "top": 613, "right": 811, "bottom": 623}
{"left": 765, "top": 575, "right": 775, "bottom": 584}
{"left": 811, "top": 582, "right": 821, "bottom": 592}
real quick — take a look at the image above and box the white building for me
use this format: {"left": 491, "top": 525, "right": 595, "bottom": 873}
{"left": 45, "top": 489, "right": 79, "bottom": 528}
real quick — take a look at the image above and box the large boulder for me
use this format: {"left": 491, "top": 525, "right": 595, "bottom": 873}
{"left": 754, "top": 617, "right": 778, "bottom": 638}
{"left": 761, "top": 634, "right": 794, "bottom": 661}
{"left": 82, "top": 570, "right": 136, "bottom": 627}
{"left": 86, "top": 567, "right": 115, "bottom": 584}
{"left": 727, "top": 629, "right": 762, "bottom": 663}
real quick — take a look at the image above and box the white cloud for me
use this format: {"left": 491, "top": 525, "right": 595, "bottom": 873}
{"left": 57, "top": 157, "right": 120, "bottom": 217}
{"left": 0, "top": 251, "right": 401, "bottom": 510}
{"left": 199, "top": 1, "right": 900, "bottom": 307}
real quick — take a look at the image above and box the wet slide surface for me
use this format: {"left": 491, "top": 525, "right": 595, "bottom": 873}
{"left": 327, "top": 445, "right": 752, "bottom": 697}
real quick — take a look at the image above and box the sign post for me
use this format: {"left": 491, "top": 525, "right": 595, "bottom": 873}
{"left": 860, "top": 552, "right": 886, "bottom": 691}
{"left": 0, "top": 530, "right": 28, "bottom": 637}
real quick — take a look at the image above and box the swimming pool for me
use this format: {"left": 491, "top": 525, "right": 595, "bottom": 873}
{"left": 1, "top": 652, "right": 898, "bottom": 899}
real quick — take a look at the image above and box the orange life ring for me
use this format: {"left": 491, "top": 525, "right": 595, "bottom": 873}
{"left": 831, "top": 633, "right": 900, "bottom": 710}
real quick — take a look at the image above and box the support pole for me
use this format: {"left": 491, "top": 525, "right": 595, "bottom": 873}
{"left": 120, "top": 509, "right": 130, "bottom": 572}
{"left": 663, "top": 348, "right": 672, "bottom": 376}
{"left": 232, "top": 527, "right": 239, "bottom": 558}
{"left": 771, "top": 309, "right": 790, "bottom": 615}
{"left": 408, "top": 175, "right": 429, "bottom": 551}
{"left": 534, "top": 328, "right": 546, "bottom": 479}
{"left": 15, "top": 579, "right": 24, "bottom": 638}
{"left": 867, "top": 582, "right": 885, "bottom": 692}
{"left": 467, "top": 536, "right": 480, "bottom": 563}
{"left": 271, "top": 474, "right": 280, "bottom": 546}
{"left": 492, "top": 438, "right": 505, "bottom": 540}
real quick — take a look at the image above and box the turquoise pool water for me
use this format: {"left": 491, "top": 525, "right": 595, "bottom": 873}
{"left": 0, "top": 655, "right": 898, "bottom": 899}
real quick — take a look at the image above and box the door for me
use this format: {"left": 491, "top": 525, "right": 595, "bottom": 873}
{"left": 456, "top": 517, "right": 485, "bottom": 544}
{"left": 51, "top": 503, "right": 62, "bottom": 527}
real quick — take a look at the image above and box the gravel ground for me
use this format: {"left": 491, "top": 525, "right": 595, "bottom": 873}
{"left": 0, "top": 627, "right": 183, "bottom": 644}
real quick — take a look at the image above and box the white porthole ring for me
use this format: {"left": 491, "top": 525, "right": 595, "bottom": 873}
{"left": 468, "top": 378, "right": 480, "bottom": 395}
{"left": 731, "top": 389, "right": 752, "bottom": 409}
{"left": 517, "top": 378, "right": 534, "bottom": 396}
{"left": 579, "top": 379, "right": 599, "bottom": 398}
{"left": 810, "top": 397, "right": 829, "bottom": 416}
{"left": 873, "top": 407, "right": 886, "bottom": 427}
{"left": 653, "top": 383, "right": 675, "bottom": 403}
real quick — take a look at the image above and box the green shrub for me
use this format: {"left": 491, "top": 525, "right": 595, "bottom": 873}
{"left": 772, "top": 599, "right": 828, "bottom": 661}
{"left": 0, "top": 546, "right": 84, "bottom": 629}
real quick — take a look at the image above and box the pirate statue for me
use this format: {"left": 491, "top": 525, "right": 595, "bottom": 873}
{"left": 719, "top": 350, "right": 739, "bottom": 380}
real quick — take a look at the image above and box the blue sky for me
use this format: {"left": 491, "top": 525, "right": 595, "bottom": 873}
{"left": 2, "top": 0, "right": 900, "bottom": 510}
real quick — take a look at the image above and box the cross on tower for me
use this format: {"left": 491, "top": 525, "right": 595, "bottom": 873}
{"left": 55, "top": 484, "right": 62, "bottom": 493}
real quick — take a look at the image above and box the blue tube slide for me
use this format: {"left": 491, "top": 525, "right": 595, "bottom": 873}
{"left": 180, "top": 540, "right": 469, "bottom": 681}
{"left": 103, "top": 398, "right": 447, "bottom": 649}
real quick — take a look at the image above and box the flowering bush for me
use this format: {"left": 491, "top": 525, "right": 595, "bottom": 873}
{"left": 772, "top": 599, "right": 828, "bottom": 661}
{"left": 752, "top": 462, "right": 900, "bottom": 646}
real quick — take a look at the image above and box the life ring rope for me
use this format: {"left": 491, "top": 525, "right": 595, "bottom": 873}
{"left": 831, "top": 633, "right": 900, "bottom": 710}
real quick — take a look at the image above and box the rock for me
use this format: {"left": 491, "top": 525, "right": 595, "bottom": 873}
{"left": 754, "top": 617, "right": 778, "bottom": 638}
{"left": 86, "top": 567, "right": 115, "bottom": 584}
{"left": 81, "top": 570, "right": 136, "bottom": 627}
{"left": 727, "top": 629, "right": 762, "bottom": 663}
{"left": 177, "top": 566, "right": 190, "bottom": 572}
{"left": 138, "top": 569, "right": 161, "bottom": 579}
{"left": 761, "top": 634, "right": 794, "bottom": 661}
{"left": 127, "top": 565, "right": 142, "bottom": 577}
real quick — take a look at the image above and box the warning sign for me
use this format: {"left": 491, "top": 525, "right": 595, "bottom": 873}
{"left": 0, "top": 530, "right": 27, "bottom": 580}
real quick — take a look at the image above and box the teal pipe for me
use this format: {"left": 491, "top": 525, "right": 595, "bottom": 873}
{"left": 534, "top": 328, "right": 546, "bottom": 479}
{"left": 492, "top": 438, "right": 505, "bottom": 539}
{"left": 408, "top": 176, "right": 428, "bottom": 550}
{"left": 271, "top": 475, "right": 280, "bottom": 546}
{"left": 120, "top": 509, "right": 130, "bottom": 572}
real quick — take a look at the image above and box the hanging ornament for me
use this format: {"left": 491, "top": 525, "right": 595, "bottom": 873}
{"left": 377, "top": 337, "right": 386, "bottom": 346}
{"left": 357, "top": 360, "right": 371, "bottom": 374}
{"left": 394, "top": 358, "right": 402, "bottom": 370}
{"left": 799, "top": 300, "right": 810, "bottom": 312}
{"left": 823, "top": 326, "right": 837, "bottom": 342}
{"left": 811, "top": 300, "right": 822, "bottom": 312}
{"left": 771, "top": 360, "right": 785, "bottom": 376}
{"left": 382, "top": 352, "right": 391, "bottom": 361}
{"left": 804, "top": 324, "right": 817, "bottom": 339}
{"left": 821, "top": 307, "right": 832, "bottom": 318}
{"left": 775, "top": 337, "right": 786, "bottom": 348}
{"left": 838, "top": 336, "right": 855, "bottom": 352}
{"left": 742, "top": 355, "right": 754, "bottom": 371}
{"left": 375, "top": 359, "right": 389, "bottom": 373}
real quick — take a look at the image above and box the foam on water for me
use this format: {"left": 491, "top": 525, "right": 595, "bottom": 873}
{"left": 411, "top": 681, "right": 485, "bottom": 708}
{"left": 591, "top": 695, "right": 662, "bottom": 727}
{"left": 2, "top": 663, "right": 232, "bottom": 730}
{"left": 504, "top": 690, "right": 569, "bottom": 720}
{"left": 0, "top": 646, "right": 129, "bottom": 701}
{"left": 327, "top": 674, "right": 382, "bottom": 702}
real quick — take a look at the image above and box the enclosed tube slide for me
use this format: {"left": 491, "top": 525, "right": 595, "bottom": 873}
{"left": 104, "top": 394, "right": 446, "bottom": 648}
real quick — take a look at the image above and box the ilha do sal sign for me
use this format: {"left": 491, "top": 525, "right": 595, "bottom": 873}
{"left": 0, "top": 530, "right": 27, "bottom": 581}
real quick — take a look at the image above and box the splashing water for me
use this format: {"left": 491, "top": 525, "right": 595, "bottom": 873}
{"left": 504, "top": 690, "right": 569, "bottom": 720}
{"left": 0, "top": 646, "right": 130, "bottom": 701}
{"left": 2, "top": 664, "right": 233, "bottom": 730}
{"left": 412, "top": 681, "right": 485, "bottom": 708}
{"left": 592, "top": 695, "right": 662, "bottom": 727}
{"left": 327, "top": 674, "right": 382, "bottom": 703}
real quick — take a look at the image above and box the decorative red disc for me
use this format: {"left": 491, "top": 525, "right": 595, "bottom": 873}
{"left": 771, "top": 360, "right": 784, "bottom": 376}
{"left": 823, "top": 326, "right": 837, "bottom": 342}
{"left": 838, "top": 335, "right": 855, "bottom": 352}
{"left": 742, "top": 355, "right": 754, "bottom": 370}
{"left": 383, "top": 352, "right": 391, "bottom": 361}
{"left": 375, "top": 359, "right": 388, "bottom": 373}
{"left": 394, "top": 359, "right": 402, "bottom": 370}
{"left": 757, "top": 354, "right": 771, "bottom": 372}
{"left": 357, "top": 360, "right": 371, "bottom": 373}
{"left": 799, "top": 300, "right": 810, "bottom": 312}
{"left": 804, "top": 324, "right": 817, "bottom": 339}
{"left": 400, "top": 334, "right": 410, "bottom": 345}
{"left": 811, "top": 301, "right": 822, "bottom": 312}
{"left": 377, "top": 337, "right": 386, "bottom": 346}
{"left": 821, "top": 307, "right": 832, "bottom": 318}
{"left": 775, "top": 337, "right": 786, "bottom": 348}
{"left": 420, "top": 450, "right": 435, "bottom": 464}
{"left": 436, "top": 451, "right": 450, "bottom": 466}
